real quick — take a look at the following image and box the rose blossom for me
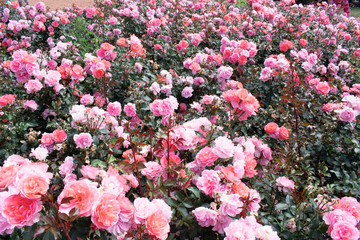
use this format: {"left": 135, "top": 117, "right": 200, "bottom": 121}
{"left": 316, "top": 82, "right": 330, "bottom": 95}
{"left": 124, "top": 103, "right": 137, "bottom": 117}
{"left": 91, "top": 193, "right": 121, "bottom": 229}
{"left": 59, "top": 157, "right": 76, "bottom": 177}
{"left": 192, "top": 207, "right": 218, "bottom": 227}
{"left": 23, "top": 100, "right": 38, "bottom": 112}
{"left": 74, "top": 133, "right": 93, "bottom": 149}
{"left": 196, "top": 170, "right": 220, "bottom": 196}
{"left": 195, "top": 146, "right": 219, "bottom": 166}
{"left": 213, "top": 136, "right": 234, "bottom": 159}
{"left": 29, "top": 146, "right": 49, "bottom": 161}
{"left": 52, "top": 129, "right": 67, "bottom": 143}
{"left": 80, "top": 94, "right": 94, "bottom": 105}
{"left": 330, "top": 221, "right": 360, "bottom": 240}
{"left": 146, "top": 212, "right": 170, "bottom": 240}
{"left": 141, "top": 162, "right": 164, "bottom": 180}
{"left": 1, "top": 193, "right": 42, "bottom": 227}
{"left": 57, "top": 179, "right": 99, "bottom": 216}
{"left": 24, "top": 79, "right": 43, "bottom": 94}
{"left": 107, "top": 101, "right": 122, "bottom": 116}
{"left": 276, "top": 176, "right": 295, "bottom": 193}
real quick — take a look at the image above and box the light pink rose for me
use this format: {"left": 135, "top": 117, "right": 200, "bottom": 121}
{"left": 192, "top": 207, "right": 218, "bottom": 227}
{"left": 134, "top": 198, "right": 158, "bottom": 224}
{"left": 23, "top": 100, "right": 38, "bottom": 112}
{"left": 276, "top": 176, "right": 295, "bottom": 193}
{"left": 338, "top": 108, "right": 356, "bottom": 122}
{"left": 195, "top": 146, "right": 218, "bottom": 166}
{"left": 196, "top": 170, "right": 220, "bottom": 196}
{"left": 44, "top": 70, "right": 61, "bottom": 87}
{"left": 213, "top": 136, "right": 234, "bottom": 159}
{"left": 74, "top": 133, "right": 93, "bottom": 149}
{"left": 219, "top": 194, "right": 243, "bottom": 217}
{"left": 80, "top": 165, "right": 106, "bottom": 180}
{"left": 59, "top": 157, "right": 76, "bottom": 177}
{"left": 41, "top": 132, "right": 54, "bottom": 146}
{"left": 150, "top": 99, "right": 174, "bottom": 117}
{"left": 29, "top": 146, "right": 48, "bottom": 161}
{"left": 316, "top": 82, "right": 330, "bottom": 95}
{"left": 80, "top": 94, "right": 94, "bottom": 105}
{"left": 141, "top": 162, "right": 164, "bottom": 180}
{"left": 24, "top": 79, "right": 43, "bottom": 94}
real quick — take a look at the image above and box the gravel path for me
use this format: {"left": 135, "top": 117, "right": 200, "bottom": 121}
{"left": 28, "top": 0, "right": 94, "bottom": 10}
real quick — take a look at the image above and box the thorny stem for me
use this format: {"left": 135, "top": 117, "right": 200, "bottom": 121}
{"left": 291, "top": 66, "right": 302, "bottom": 158}
{"left": 128, "top": 129, "right": 144, "bottom": 197}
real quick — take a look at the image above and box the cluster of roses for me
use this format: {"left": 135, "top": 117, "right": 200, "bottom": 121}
{"left": 221, "top": 80, "right": 260, "bottom": 121}
{"left": 323, "top": 94, "right": 360, "bottom": 123}
{"left": 264, "top": 122, "right": 289, "bottom": 141}
{"left": 57, "top": 160, "right": 172, "bottom": 240}
{"left": 260, "top": 54, "right": 291, "bottom": 82}
{"left": 221, "top": 37, "right": 257, "bottom": 66}
{"left": 323, "top": 197, "right": 360, "bottom": 240}
{"left": 189, "top": 134, "right": 278, "bottom": 238}
{"left": 0, "top": 154, "right": 53, "bottom": 235}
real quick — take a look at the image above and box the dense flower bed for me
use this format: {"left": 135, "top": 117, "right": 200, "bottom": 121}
{"left": 1, "top": 0, "right": 360, "bottom": 239}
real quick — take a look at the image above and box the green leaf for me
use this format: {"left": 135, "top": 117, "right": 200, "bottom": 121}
{"left": 177, "top": 206, "right": 190, "bottom": 219}
{"left": 174, "top": 190, "right": 185, "bottom": 202}
{"left": 275, "top": 203, "right": 289, "bottom": 211}
{"left": 182, "top": 200, "right": 194, "bottom": 208}
{"left": 188, "top": 186, "right": 201, "bottom": 199}
{"left": 165, "top": 198, "right": 178, "bottom": 208}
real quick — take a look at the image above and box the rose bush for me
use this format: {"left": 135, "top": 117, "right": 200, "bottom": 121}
{"left": 0, "top": 0, "right": 360, "bottom": 239}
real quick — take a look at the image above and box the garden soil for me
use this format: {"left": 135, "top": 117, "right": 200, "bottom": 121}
{"left": 28, "top": 0, "right": 94, "bottom": 10}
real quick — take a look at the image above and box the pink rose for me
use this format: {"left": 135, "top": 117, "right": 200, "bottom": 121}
{"left": 219, "top": 194, "right": 243, "bottom": 217}
{"left": 80, "top": 165, "right": 106, "bottom": 180}
{"left": 150, "top": 99, "right": 174, "bottom": 117}
{"left": 146, "top": 212, "right": 170, "bottom": 240}
{"left": 276, "top": 176, "right": 295, "bottom": 193}
{"left": 181, "top": 87, "right": 194, "bottom": 98}
{"left": 74, "top": 133, "right": 93, "bottom": 149}
{"left": 59, "top": 157, "right": 76, "bottom": 177}
{"left": 196, "top": 170, "right": 220, "bottom": 196}
{"left": 44, "top": 70, "right": 61, "bottom": 87}
{"left": 338, "top": 108, "right": 356, "bottom": 122}
{"left": 91, "top": 193, "right": 121, "bottom": 229}
{"left": 316, "top": 82, "right": 330, "bottom": 95}
{"left": 1, "top": 193, "right": 42, "bottom": 227}
{"left": 41, "top": 132, "right": 54, "bottom": 146}
{"left": 80, "top": 94, "right": 94, "bottom": 105}
{"left": 23, "top": 100, "right": 38, "bottom": 112}
{"left": 217, "top": 66, "right": 233, "bottom": 82}
{"left": 192, "top": 207, "right": 218, "bottom": 227}
{"left": 330, "top": 221, "right": 360, "bottom": 240}
{"left": 213, "top": 136, "right": 234, "bottom": 159}
{"left": 124, "top": 103, "right": 137, "bottom": 117}
{"left": 52, "top": 129, "right": 67, "bottom": 143}
{"left": 195, "top": 146, "right": 218, "bottom": 166}
{"left": 57, "top": 179, "right": 99, "bottom": 216}
{"left": 141, "top": 162, "right": 164, "bottom": 180}
{"left": 107, "top": 101, "right": 122, "bottom": 116}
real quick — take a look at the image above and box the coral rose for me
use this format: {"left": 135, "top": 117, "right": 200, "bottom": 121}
{"left": 57, "top": 179, "right": 99, "bottom": 216}
{"left": 91, "top": 193, "right": 121, "bottom": 229}
{"left": 145, "top": 213, "right": 170, "bottom": 240}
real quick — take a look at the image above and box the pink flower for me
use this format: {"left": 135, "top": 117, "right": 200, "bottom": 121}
{"left": 80, "top": 94, "right": 94, "bottom": 105}
{"left": 224, "top": 217, "right": 258, "bottom": 240}
{"left": 59, "top": 157, "right": 76, "bottom": 177}
{"left": 176, "top": 40, "right": 189, "bottom": 52}
{"left": 124, "top": 103, "right": 137, "bottom": 117}
{"left": 316, "top": 82, "right": 330, "bottom": 95}
{"left": 217, "top": 66, "right": 233, "bottom": 82}
{"left": 213, "top": 136, "right": 234, "bottom": 159}
{"left": 52, "top": 129, "right": 67, "bottom": 143}
{"left": 141, "top": 162, "right": 164, "bottom": 180}
{"left": 279, "top": 40, "right": 293, "bottom": 52}
{"left": 330, "top": 221, "right": 360, "bottom": 240}
{"left": 107, "top": 101, "right": 122, "bottom": 116}
{"left": 323, "top": 209, "right": 357, "bottom": 228}
{"left": 196, "top": 170, "right": 220, "bottom": 196}
{"left": 278, "top": 126, "right": 289, "bottom": 141}
{"left": 74, "top": 133, "right": 93, "bottom": 149}
{"left": 146, "top": 212, "right": 170, "bottom": 240}
{"left": 192, "top": 207, "right": 218, "bottom": 227}
{"left": 338, "top": 108, "right": 356, "bottom": 122}
{"left": 44, "top": 70, "right": 61, "bottom": 87}
{"left": 195, "top": 146, "right": 219, "bottom": 167}
{"left": 150, "top": 99, "right": 174, "bottom": 117}
{"left": 23, "top": 100, "right": 38, "bottom": 112}
{"left": 24, "top": 79, "right": 43, "bottom": 94}
{"left": 181, "top": 87, "right": 194, "bottom": 98}
{"left": 264, "top": 122, "right": 279, "bottom": 135}
{"left": 219, "top": 194, "right": 243, "bottom": 217}
{"left": 255, "top": 226, "right": 281, "bottom": 240}
{"left": 29, "top": 146, "right": 48, "bottom": 161}
{"left": 276, "top": 177, "right": 295, "bottom": 193}
{"left": 57, "top": 179, "right": 99, "bottom": 216}
{"left": 13, "top": 162, "right": 53, "bottom": 199}
{"left": 134, "top": 198, "right": 158, "bottom": 224}
{"left": 41, "top": 132, "right": 54, "bottom": 146}
{"left": 1, "top": 193, "right": 42, "bottom": 227}
{"left": 333, "top": 197, "right": 360, "bottom": 222}
{"left": 80, "top": 165, "right": 106, "bottom": 180}
{"left": 35, "top": 2, "right": 46, "bottom": 11}
{"left": 0, "top": 94, "right": 16, "bottom": 107}
{"left": 91, "top": 193, "right": 121, "bottom": 229}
